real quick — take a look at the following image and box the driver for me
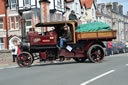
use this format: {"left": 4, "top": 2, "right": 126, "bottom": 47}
{"left": 59, "top": 25, "right": 72, "bottom": 48}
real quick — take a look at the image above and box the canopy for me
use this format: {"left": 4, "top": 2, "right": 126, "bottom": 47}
{"left": 76, "top": 22, "right": 112, "bottom": 32}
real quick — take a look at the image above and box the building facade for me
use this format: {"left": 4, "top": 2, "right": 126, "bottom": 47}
{"left": 96, "top": 2, "right": 128, "bottom": 42}
{"left": 49, "top": 0, "right": 65, "bottom": 21}
{"left": 81, "top": 0, "right": 97, "bottom": 23}
{"left": 0, "top": 0, "right": 40, "bottom": 50}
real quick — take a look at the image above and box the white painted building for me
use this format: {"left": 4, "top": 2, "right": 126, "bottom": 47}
{"left": 49, "top": 0, "right": 65, "bottom": 21}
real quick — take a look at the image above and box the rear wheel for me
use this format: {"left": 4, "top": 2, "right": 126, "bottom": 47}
{"left": 17, "top": 52, "right": 33, "bottom": 67}
{"left": 87, "top": 44, "right": 104, "bottom": 63}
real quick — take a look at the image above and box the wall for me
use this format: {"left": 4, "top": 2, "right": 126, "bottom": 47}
{"left": 85, "top": 3, "right": 96, "bottom": 22}
{"left": 0, "top": 50, "right": 12, "bottom": 64}
{"left": 0, "top": 0, "right": 5, "bottom": 14}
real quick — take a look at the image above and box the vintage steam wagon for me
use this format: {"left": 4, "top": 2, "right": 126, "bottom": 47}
{"left": 17, "top": 21, "right": 116, "bottom": 67}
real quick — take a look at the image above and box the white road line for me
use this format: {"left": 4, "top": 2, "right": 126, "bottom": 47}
{"left": 0, "top": 68, "right": 4, "bottom": 70}
{"left": 80, "top": 70, "right": 115, "bottom": 85}
{"left": 126, "top": 64, "right": 128, "bottom": 66}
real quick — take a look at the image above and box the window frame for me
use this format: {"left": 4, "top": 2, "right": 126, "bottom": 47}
{"left": 26, "top": 19, "right": 32, "bottom": 29}
{"left": 10, "top": 16, "right": 14, "bottom": 30}
{"left": 15, "top": 16, "right": 19, "bottom": 29}
{"left": 24, "top": 0, "right": 31, "bottom": 9}
{"left": 0, "top": 37, "right": 5, "bottom": 50}
{"left": 11, "top": 0, "right": 17, "bottom": 10}
{"left": 0, "top": 17, "right": 3, "bottom": 31}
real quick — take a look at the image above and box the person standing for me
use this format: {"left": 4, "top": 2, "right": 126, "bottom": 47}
{"left": 69, "top": 10, "right": 78, "bottom": 28}
{"left": 9, "top": 42, "right": 18, "bottom": 62}
{"left": 107, "top": 41, "right": 113, "bottom": 56}
{"left": 69, "top": 10, "right": 77, "bottom": 21}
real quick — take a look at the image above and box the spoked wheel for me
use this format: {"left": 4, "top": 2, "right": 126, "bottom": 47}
{"left": 73, "top": 58, "right": 86, "bottom": 63}
{"left": 87, "top": 44, "right": 105, "bottom": 63}
{"left": 17, "top": 52, "right": 33, "bottom": 67}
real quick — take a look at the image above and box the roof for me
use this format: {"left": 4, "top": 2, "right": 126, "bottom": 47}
{"left": 36, "top": 20, "right": 76, "bottom": 27}
{"left": 65, "top": 0, "right": 74, "bottom": 2}
{"left": 81, "top": 0, "right": 93, "bottom": 9}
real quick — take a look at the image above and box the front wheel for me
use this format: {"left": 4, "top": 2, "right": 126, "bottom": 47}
{"left": 17, "top": 52, "right": 33, "bottom": 67}
{"left": 87, "top": 44, "right": 105, "bottom": 63}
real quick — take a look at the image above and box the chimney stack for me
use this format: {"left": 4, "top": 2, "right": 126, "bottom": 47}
{"left": 39, "top": 0, "right": 50, "bottom": 23}
{"left": 101, "top": 3, "right": 105, "bottom": 13}
{"left": 113, "top": 2, "right": 119, "bottom": 12}
{"left": 106, "top": 2, "right": 112, "bottom": 11}
{"left": 119, "top": 5, "right": 123, "bottom": 15}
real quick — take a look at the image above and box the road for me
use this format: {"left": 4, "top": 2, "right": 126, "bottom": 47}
{"left": 0, "top": 53, "right": 128, "bottom": 85}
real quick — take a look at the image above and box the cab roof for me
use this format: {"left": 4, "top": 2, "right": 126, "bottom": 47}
{"left": 36, "top": 20, "right": 76, "bottom": 27}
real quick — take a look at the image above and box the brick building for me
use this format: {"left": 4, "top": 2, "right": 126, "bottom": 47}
{"left": 0, "top": 0, "right": 40, "bottom": 50}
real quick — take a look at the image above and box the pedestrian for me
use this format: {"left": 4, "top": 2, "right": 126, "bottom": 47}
{"left": 9, "top": 42, "right": 18, "bottom": 62}
{"left": 69, "top": 10, "right": 77, "bottom": 21}
{"left": 107, "top": 41, "right": 113, "bottom": 56}
{"left": 69, "top": 10, "right": 78, "bottom": 28}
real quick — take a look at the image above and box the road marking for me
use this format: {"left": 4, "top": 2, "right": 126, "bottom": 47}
{"left": 80, "top": 70, "right": 115, "bottom": 85}
{"left": 126, "top": 64, "right": 128, "bottom": 66}
{"left": 0, "top": 68, "right": 4, "bottom": 70}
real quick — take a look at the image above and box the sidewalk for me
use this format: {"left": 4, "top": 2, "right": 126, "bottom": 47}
{"left": 0, "top": 50, "right": 17, "bottom": 68}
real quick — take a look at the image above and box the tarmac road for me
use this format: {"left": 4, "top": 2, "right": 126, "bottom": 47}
{"left": 0, "top": 53, "right": 128, "bottom": 85}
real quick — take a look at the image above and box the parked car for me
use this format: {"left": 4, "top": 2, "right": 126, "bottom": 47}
{"left": 103, "top": 42, "right": 109, "bottom": 56}
{"left": 112, "top": 42, "right": 119, "bottom": 54}
{"left": 125, "top": 42, "right": 128, "bottom": 52}
{"left": 117, "top": 42, "right": 126, "bottom": 53}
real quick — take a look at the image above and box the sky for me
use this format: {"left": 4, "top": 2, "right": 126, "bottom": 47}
{"left": 97, "top": 0, "right": 128, "bottom": 15}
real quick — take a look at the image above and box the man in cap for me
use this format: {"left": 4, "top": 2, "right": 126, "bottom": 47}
{"left": 59, "top": 25, "right": 72, "bottom": 48}
{"left": 69, "top": 10, "right": 77, "bottom": 20}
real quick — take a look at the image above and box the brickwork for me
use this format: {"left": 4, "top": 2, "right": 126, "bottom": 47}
{"left": 0, "top": 0, "right": 5, "bottom": 14}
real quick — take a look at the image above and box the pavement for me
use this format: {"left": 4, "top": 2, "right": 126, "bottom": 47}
{"left": 0, "top": 50, "right": 17, "bottom": 68}
{"left": 0, "top": 59, "right": 17, "bottom": 69}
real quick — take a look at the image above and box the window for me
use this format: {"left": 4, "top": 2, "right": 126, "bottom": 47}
{"left": 10, "top": 17, "right": 14, "bottom": 30}
{"left": 24, "top": 0, "right": 31, "bottom": 8}
{"left": 11, "top": 0, "right": 17, "bottom": 9}
{"left": 0, "top": 38, "right": 5, "bottom": 50}
{"left": 0, "top": 17, "right": 3, "bottom": 30}
{"left": 24, "top": 0, "right": 30, "bottom": 5}
{"left": 26, "top": 19, "right": 32, "bottom": 28}
{"left": 15, "top": 16, "right": 19, "bottom": 29}
{"left": 75, "top": 3, "right": 78, "bottom": 13}
{"left": 57, "top": 0, "right": 61, "bottom": 7}
{"left": 92, "top": 9, "right": 94, "bottom": 17}
{"left": 34, "top": 13, "right": 37, "bottom": 24}
{"left": 57, "top": 13, "right": 61, "bottom": 21}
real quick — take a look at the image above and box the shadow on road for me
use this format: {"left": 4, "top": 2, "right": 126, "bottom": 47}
{"left": 32, "top": 60, "right": 91, "bottom": 67}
